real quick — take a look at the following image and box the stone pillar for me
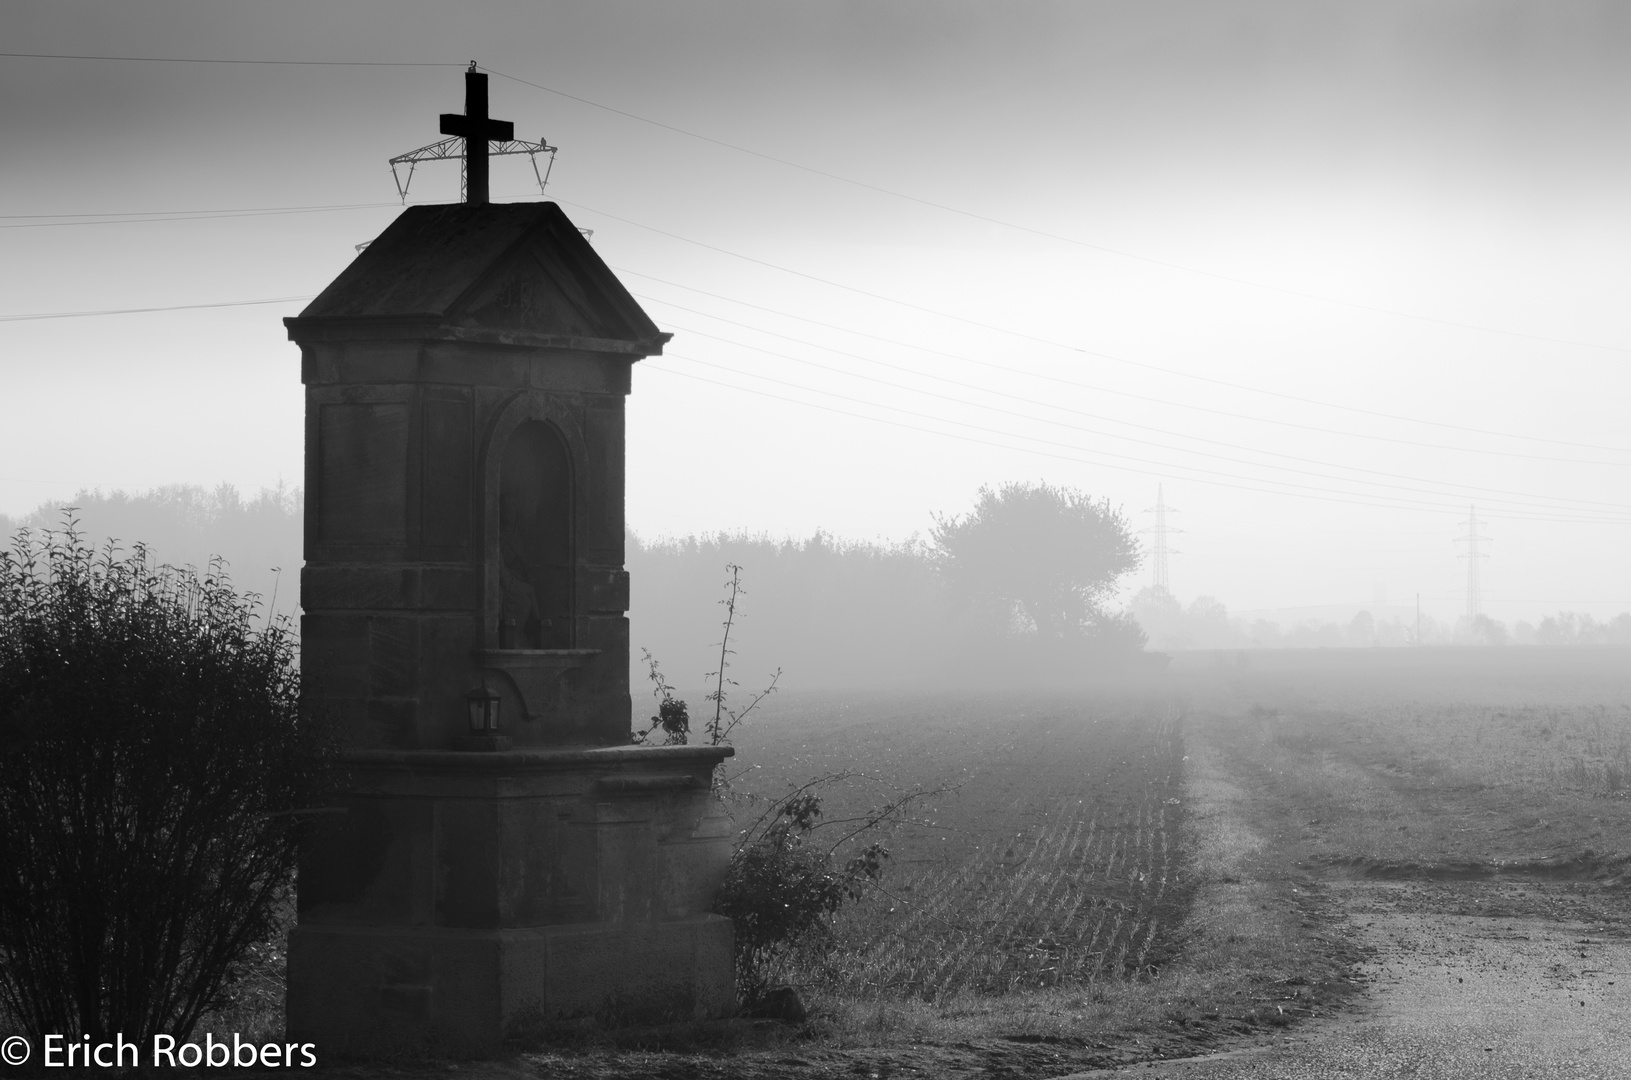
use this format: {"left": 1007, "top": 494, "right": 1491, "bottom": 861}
{"left": 283, "top": 202, "right": 734, "bottom": 1055}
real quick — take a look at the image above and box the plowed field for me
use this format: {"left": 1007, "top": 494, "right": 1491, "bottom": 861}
{"left": 724, "top": 690, "right": 1188, "bottom": 998}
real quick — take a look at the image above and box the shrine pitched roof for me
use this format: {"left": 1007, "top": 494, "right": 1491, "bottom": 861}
{"left": 284, "top": 202, "right": 669, "bottom": 356}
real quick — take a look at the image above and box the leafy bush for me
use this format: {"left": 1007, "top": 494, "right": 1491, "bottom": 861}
{"left": 713, "top": 791, "right": 887, "bottom": 999}
{"left": 630, "top": 648, "right": 692, "bottom": 745}
{"left": 0, "top": 524, "right": 336, "bottom": 1043}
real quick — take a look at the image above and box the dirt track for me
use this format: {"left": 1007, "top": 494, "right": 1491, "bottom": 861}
{"left": 1068, "top": 877, "right": 1631, "bottom": 1078}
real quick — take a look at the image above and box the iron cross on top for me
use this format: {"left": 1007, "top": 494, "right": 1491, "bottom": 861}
{"left": 440, "top": 64, "right": 514, "bottom": 207}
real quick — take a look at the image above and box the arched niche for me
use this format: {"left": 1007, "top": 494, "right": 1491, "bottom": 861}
{"left": 476, "top": 396, "right": 593, "bottom": 652}
{"left": 475, "top": 394, "right": 602, "bottom": 727}
{"left": 495, "top": 419, "right": 574, "bottom": 649}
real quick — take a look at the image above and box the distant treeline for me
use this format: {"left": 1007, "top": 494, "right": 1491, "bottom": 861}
{"left": 1132, "top": 586, "right": 1631, "bottom": 650}
{"left": 6, "top": 492, "right": 1620, "bottom": 677}
{"left": 627, "top": 529, "right": 964, "bottom": 694}
{"left": 0, "top": 490, "right": 970, "bottom": 689}
{"left": 0, "top": 485, "right": 303, "bottom": 625}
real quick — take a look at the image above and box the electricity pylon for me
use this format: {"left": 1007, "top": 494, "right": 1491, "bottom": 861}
{"left": 1453, "top": 505, "right": 1492, "bottom": 620}
{"left": 1141, "top": 484, "right": 1183, "bottom": 591}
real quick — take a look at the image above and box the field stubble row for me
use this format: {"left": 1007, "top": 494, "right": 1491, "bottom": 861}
{"left": 726, "top": 691, "right": 1188, "bottom": 1001}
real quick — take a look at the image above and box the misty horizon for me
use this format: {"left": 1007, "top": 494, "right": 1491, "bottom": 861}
{"left": 4, "top": 483, "right": 1626, "bottom": 702}
{"left": 5, "top": 2, "right": 1630, "bottom": 625}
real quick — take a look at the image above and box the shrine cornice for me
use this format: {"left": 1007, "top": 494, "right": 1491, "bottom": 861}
{"left": 339, "top": 743, "right": 735, "bottom": 771}
{"left": 284, "top": 314, "right": 670, "bottom": 357}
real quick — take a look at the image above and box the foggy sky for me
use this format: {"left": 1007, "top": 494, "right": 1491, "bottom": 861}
{"left": 4, "top": 1, "right": 1630, "bottom": 623}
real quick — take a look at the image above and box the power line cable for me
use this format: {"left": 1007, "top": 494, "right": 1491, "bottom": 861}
{"left": 0, "top": 52, "right": 458, "bottom": 66}
{"left": 5, "top": 185, "right": 1623, "bottom": 460}
{"left": 647, "top": 357, "right": 1629, "bottom": 525}
{"left": 3, "top": 272, "right": 1614, "bottom": 518}
{"left": 564, "top": 202, "right": 1631, "bottom": 456}
{"left": 481, "top": 66, "right": 1631, "bottom": 358}
{"left": 644, "top": 359, "right": 1435, "bottom": 516}
{"left": 6, "top": 170, "right": 1620, "bottom": 507}
{"left": 5, "top": 49, "right": 1623, "bottom": 355}
{"left": 0, "top": 202, "right": 401, "bottom": 229}
{"left": 7, "top": 180, "right": 1622, "bottom": 485}
{"left": 0, "top": 296, "right": 312, "bottom": 322}
{"left": 656, "top": 315, "right": 1631, "bottom": 518}
{"left": 651, "top": 354, "right": 1631, "bottom": 525}
{"left": 665, "top": 352, "right": 1627, "bottom": 523}
{"left": 638, "top": 290, "right": 1631, "bottom": 470}
{"left": 9, "top": 190, "right": 1626, "bottom": 480}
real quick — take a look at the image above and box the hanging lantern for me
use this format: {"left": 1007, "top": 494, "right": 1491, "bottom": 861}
{"left": 465, "top": 685, "right": 501, "bottom": 734}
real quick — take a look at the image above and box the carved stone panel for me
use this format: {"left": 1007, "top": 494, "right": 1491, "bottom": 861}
{"left": 421, "top": 396, "right": 473, "bottom": 549}
{"left": 319, "top": 402, "right": 409, "bottom": 544}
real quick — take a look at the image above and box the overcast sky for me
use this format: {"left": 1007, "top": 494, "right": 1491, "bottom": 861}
{"left": 4, "top": 1, "right": 1630, "bottom": 622}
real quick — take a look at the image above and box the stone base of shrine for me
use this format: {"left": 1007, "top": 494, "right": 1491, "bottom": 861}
{"left": 286, "top": 915, "right": 735, "bottom": 1056}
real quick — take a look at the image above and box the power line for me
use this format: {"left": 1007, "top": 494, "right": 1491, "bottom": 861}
{"left": 0, "top": 201, "right": 385, "bottom": 218}
{"left": 649, "top": 355, "right": 1623, "bottom": 525}
{"left": 482, "top": 65, "right": 1631, "bottom": 358}
{"left": 665, "top": 351, "right": 1629, "bottom": 522}
{"left": 563, "top": 198, "right": 1631, "bottom": 457}
{"left": 645, "top": 359, "right": 1428, "bottom": 515}
{"left": 31, "top": 181, "right": 1603, "bottom": 463}
{"left": 0, "top": 291, "right": 1608, "bottom": 524}
{"left": 625, "top": 269, "right": 1631, "bottom": 466}
{"left": 0, "top": 52, "right": 458, "bottom": 66}
{"left": 3, "top": 267, "right": 1615, "bottom": 519}
{"left": 3, "top": 180, "right": 1620, "bottom": 515}
{"left": 0, "top": 296, "right": 312, "bottom": 322}
{"left": 0, "top": 202, "right": 400, "bottom": 229}
{"left": 7, "top": 49, "right": 1625, "bottom": 356}
{"left": 652, "top": 353, "right": 1631, "bottom": 525}
{"left": 14, "top": 180, "right": 1621, "bottom": 463}
{"left": 5, "top": 186, "right": 1623, "bottom": 509}
{"left": 5, "top": 198, "right": 1625, "bottom": 467}
{"left": 0, "top": 251, "right": 1620, "bottom": 516}
{"left": 655, "top": 315, "right": 1631, "bottom": 518}
{"left": 26, "top": 185, "right": 1622, "bottom": 463}
{"left": 648, "top": 302, "right": 1631, "bottom": 506}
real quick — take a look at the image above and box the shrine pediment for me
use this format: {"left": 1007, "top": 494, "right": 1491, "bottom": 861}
{"left": 285, "top": 202, "right": 669, "bottom": 355}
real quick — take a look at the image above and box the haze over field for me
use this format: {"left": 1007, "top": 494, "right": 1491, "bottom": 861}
{"left": 5, "top": 2, "right": 1631, "bottom": 625}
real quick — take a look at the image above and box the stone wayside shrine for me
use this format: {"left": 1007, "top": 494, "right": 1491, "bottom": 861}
{"left": 283, "top": 69, "right": 735, "bottom": 1054}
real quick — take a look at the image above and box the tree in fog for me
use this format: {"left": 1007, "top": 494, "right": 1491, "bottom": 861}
{"left": 1131, "top": 586, "right": 1239, "bottom": 650}
{"left": 1459, "top": 614, "right": 1510, "bottom": 647}
{"left": 1130, "top": 585, "right": 1184, "bottom": 648}
{"left": 1534, "top": 611, "right": 1631, "bottom": 646}
{"left": 931, "top": 482, "right": 1141, "bottom": 644}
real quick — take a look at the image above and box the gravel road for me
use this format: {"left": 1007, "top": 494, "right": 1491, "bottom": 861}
{"left": 1066, "top": 881, "right": 1631, "bottom": 1079}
